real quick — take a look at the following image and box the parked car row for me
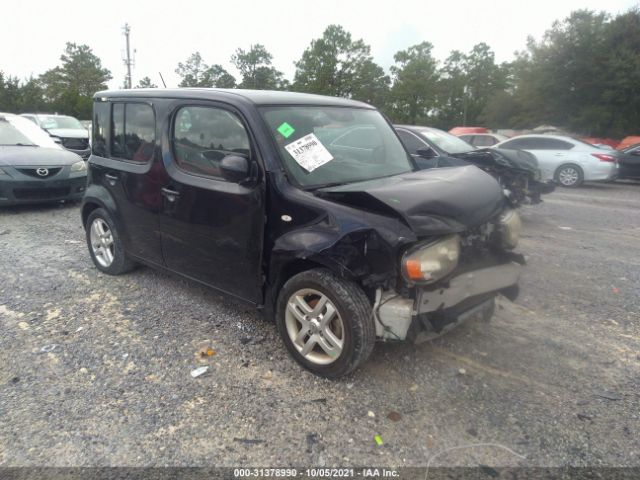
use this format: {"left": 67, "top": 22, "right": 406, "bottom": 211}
{"left": 395, "top": 125, "right": 554, "bottom": 203}
{"left": 21, "top": 113, "right": 91, "bottom": 159}
{"left": 2, "top": 89, "right": 638, "bottom": 378}
{"left": 452, "top": 128, "right": 640, "bottom": 185}
{"left": 0, "top": 113, "right": 87, "bottom": 205}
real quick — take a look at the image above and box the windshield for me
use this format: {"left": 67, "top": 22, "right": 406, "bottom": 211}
{"left": 0, "top": 116, "right": 60, "bottom": 148}
{"left": 39, "top": 115, "right": 84, "bottom": 130}
{"left": 418, "top": 128, "right": 475, "bottom": 154}
{"left": 622, "top": 143, "right": 640, "bottom": 153}
{"left": 260, "top": 106, "right": 413, "bottom": 188}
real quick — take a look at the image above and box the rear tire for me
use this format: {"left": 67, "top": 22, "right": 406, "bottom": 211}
{"left": 554, "top": 164, "right": 584, "bottom": 187}
{"left": 85, "top": 208, "right": 136, "bottom": 275}
{"left": 276, "top": 268, "right": 375, "bottom": 378}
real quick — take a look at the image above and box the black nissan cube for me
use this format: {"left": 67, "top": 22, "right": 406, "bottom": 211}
{"left": 82, "top": 88, "right": 524, "bottom": 378}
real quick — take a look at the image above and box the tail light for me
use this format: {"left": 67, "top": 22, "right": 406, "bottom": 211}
{"left": 592, "top": 153, "right": 616, "bottom": 162}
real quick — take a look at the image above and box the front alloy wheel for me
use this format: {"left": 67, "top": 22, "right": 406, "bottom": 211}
{"left": 276, "top": 268, "right": 375, "bottom": 378}
{"left": 285, "top": 288, "right": 345, "bottom": 365}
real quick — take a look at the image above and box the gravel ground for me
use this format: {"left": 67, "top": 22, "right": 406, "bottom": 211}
{"left": 0, "top": 180, "right": 639, "bottom": 468}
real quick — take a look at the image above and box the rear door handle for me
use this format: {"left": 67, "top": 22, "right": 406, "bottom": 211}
{"left": 161, "top": 187, "right": 180, "bottom": 202}
{"left": 104, "top": 173, "right": 118, "bottom": 185}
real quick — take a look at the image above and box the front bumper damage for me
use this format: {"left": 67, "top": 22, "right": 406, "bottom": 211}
{"left": 373, "top": 262, "right": 522, "bottom": 342}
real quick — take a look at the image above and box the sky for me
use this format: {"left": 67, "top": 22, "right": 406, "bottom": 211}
{"left": 1, "top": 0, "right": 637, "bottom": 89}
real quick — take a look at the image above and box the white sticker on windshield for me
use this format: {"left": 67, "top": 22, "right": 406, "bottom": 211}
{"left": 284, "top": 133, "right": 333, "bottom": 173}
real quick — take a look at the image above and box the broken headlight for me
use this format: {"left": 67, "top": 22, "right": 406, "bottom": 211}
{"left": 498, "top": 209, "right": 522, "bottom": 249}
{"left": 402, "top": 234, "right": 460, "bottom": 284}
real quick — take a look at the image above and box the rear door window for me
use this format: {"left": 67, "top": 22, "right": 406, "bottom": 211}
{"left": 92, "top": 102, "right": 109, "bottom": 157}
{"left": 111, "top": 103, "right": 155, "bottom": 162}
{"left": 501, "top": 137, "right": 573, "bottom": 150}
{"left": 473, "top": 135, "right": 496, "bottom": 147}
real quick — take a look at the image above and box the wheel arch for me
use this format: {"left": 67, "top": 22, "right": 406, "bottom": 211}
{"left": 80, "top": 185, "right": 120, "bottom": 230}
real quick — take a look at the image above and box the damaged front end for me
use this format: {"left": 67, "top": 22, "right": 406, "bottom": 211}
{"left": 268, "top": 165, "right": 524, "bottom": 343}
{"left": 373, "top": 214, "right": 524, "bottom": 342}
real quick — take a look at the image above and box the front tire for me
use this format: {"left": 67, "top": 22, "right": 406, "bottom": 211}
{"left": 555, "top": 164, "right": 584, "bottom": 187}
{"left": 85, "top": 208, "right": 136, "bottom": 275}
{"left": 276, "top": 269, "right": 375, "bottom": 378}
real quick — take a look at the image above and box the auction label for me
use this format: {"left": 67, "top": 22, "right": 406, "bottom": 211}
{"left": 284, "top": 133, "right": 333, "bottom": 172}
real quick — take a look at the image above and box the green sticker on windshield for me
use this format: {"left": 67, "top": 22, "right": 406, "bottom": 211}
{"left": 277, "top": 122, "right": 295, "bottom": 138}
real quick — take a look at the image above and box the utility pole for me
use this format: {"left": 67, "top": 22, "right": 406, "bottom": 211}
{"left": 122, "top": 23, "right": 134, "bottom": 89}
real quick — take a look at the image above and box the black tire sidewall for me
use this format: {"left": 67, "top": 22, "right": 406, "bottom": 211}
{"left": 555, "top": 164, "right": 583, "bottom": 187}
{"left": 275, "top": 269, "right": 374, "bottom": 378}
{"left": 85, "top": 208, "right": 133, "bottom": 275}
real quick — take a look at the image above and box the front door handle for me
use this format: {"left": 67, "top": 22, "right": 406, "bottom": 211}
{"left": 161, "top": 187, "right": 181, "bottom": 202}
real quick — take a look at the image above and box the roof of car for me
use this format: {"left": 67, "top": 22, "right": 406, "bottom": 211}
{"left": 21, "top": 113, "right": 74, "bottom": 118}
{"left": 394, "top": 125, "right": 442, "bottom": 133}
{"left": 503, "top": 134, "right": 576, "bottom": 141}
{"left": 94, "top": 88, "right": 374, "bottom": 109}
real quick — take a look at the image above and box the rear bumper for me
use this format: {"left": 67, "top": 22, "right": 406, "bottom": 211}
{"left": 586, "top": 162, "right": 618, "bottom": 181}
{"left": 374, "top": 262, "right": 522, "bottom": 341}
{"left": 0, "top": 176, "right": 87, "bottom": 206}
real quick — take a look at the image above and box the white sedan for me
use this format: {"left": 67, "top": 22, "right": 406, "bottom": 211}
{"left": 493, "top": 135, "right": 618, "bottom": 187}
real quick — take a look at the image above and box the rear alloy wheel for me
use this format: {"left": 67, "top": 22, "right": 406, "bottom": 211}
{"left": 276, "top": 269, "right": 375, "bottom": 378}
{"left": 555, "top": 164, "right": 583, "bottom": 187}
{"left": 89, "top": 218, "right": 114, "bottom": 268}
{"left": 85, "top": 208, "right": 136, "bottom": 275}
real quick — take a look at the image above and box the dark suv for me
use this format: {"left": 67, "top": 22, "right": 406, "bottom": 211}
{"left": 81, "top": 88, "right": 523, "bottom": 377}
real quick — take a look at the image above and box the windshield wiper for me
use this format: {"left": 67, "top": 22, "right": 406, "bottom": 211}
{"left": 308, "top": 181, "right": 350, "bottom": 191}
{"left": 0, "top": 143, "right": 38, "bottom": 147}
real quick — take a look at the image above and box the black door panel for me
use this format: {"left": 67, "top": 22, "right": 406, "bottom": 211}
{"left": 159, "top": 103, "right": 265, "bottom": 304}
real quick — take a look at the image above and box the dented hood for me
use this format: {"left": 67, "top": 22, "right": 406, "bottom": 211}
{"left": 317, "top": 165, "right": 504, "bottom": 236}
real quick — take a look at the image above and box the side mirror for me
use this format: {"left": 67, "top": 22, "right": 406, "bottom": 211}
{"left": 416, "top": 147, "right": 437, "bottom": 158}
{"left": 219, "top": 155, "right": 250, "bottom": 183}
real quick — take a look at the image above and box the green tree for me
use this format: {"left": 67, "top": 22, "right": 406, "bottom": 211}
{"left": 39, "top": 42, "right": 111, "bottom": 118}
{"left": 0, "top": 72, "right": 22, "bottom": 112}
{"left": 433, "top": 50, "right": 467, "bottom": 128}
{"left": 388, "top": 42, "right": 439, "bottom": 124}
{"left": 135, "top": 76, "right": 157, "bottom": 88}
{"left": 599, "top": 8, "right": 640, "bottom": 136}
{"left": 433, "top": 44, "right": 507, "bottom": 129}
{"left": 506, "top": 10, "right": 615, "bottom": 133}
{"left": 175, "top": 52, "right": 237, "bottom": 88}
{"left": 462, "top": 43, "right": 508, "bottom": 126}
{"left": 231, "top": 44, "right": 286, "bottom": 90}
{"left": 292, "top": 25, "right": 389, "bottom": 106}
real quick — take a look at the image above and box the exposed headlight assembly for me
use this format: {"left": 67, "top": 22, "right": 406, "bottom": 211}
{"left": 402, "top": 234, "right": 461, "bottom": 284}
{"left": 70, "top": 160, "right": 87, "bottom": 172}
{"left": 498, "top": 209, "right": 522, "bottom": 249}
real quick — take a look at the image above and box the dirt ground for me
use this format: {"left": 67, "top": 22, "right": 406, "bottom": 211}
{"left": 0, "top": 180, "right": 638, "bottom": 467}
